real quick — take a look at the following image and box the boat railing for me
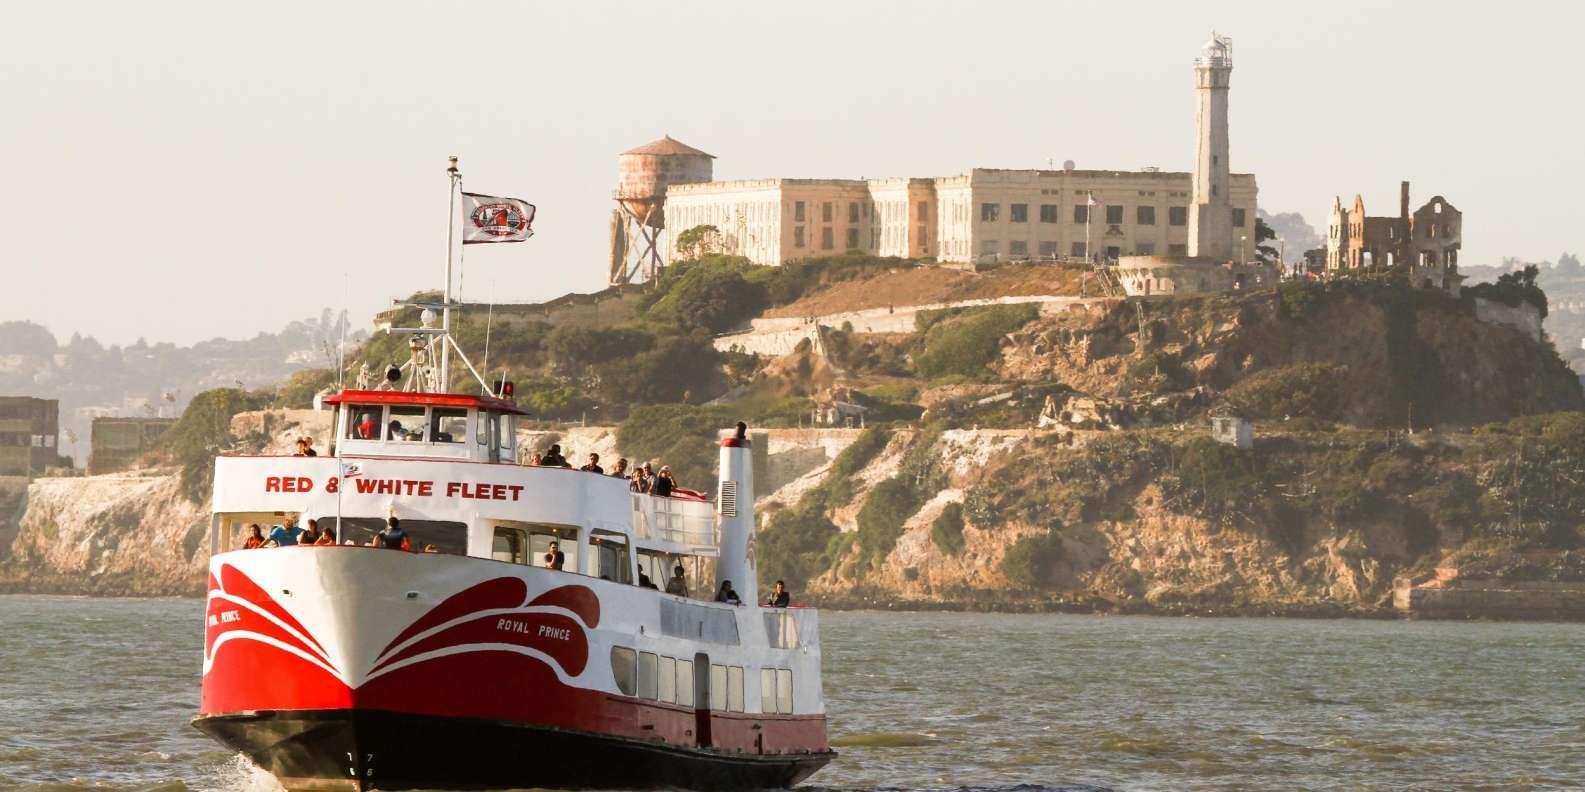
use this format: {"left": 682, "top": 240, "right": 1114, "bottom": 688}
{"left": 632, "top": 493, "right": 718, "bottom": 550}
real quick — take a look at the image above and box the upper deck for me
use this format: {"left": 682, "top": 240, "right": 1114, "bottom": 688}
{"left": 211, "top": 389, "right": 719, "bottom": 570}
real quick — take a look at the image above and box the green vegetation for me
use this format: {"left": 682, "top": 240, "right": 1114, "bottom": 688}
{"left": 912, "top": 304, "right": 1039, "bottom": 381}
{"left": 1000, "top": 528, "right": 1065, "bottom": 588}
{"left": 1465, "top": 264, "right": 1548, "bottom": 318}
{"left": 155, "top": 388, "right": 273, "bottom": 501}
{"left": 614, "top": 404, "right": 737, "bottom": 489}
{"left": 272, "top": 368, "right": 335, "bottom": 409}
{"left": 757, "top": 427, "right": 893, "bottom": 588}
{"left": 596, "top": 333, "right": 721, "bottom": 405}
{"left": 855, "top": 478, "right": 922, "bottom": 563}
{"left": 644, "top": 256, "right": 767, "bottom": 333}
{"left": 930, "top": 502, "right": 966, "bottom": 555}
{"left": 1123, "top": 351, "right": 1194, "bottom": 394}
{"left": 1221, "top": 363, "right": 1348, "bottom": 420}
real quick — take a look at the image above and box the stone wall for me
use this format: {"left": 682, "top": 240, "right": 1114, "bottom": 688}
{"left": 1394, "top": 577, "right": 1585, "bottom": 620}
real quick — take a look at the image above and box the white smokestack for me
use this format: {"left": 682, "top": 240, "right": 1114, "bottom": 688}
{"left": 716, "top": 421, "right": 757, "bottom": 603}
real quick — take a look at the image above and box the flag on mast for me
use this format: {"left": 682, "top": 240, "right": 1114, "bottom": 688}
{"left": 1086, "top": 192, "right": 1103, "bottom": 207}
{"left": 460, "top": 192, "right": 536, "bottom": 244}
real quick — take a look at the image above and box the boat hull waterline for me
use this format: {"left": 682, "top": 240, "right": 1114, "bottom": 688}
{"left": 196, "top": 548, "right": 832, "bottom": 791}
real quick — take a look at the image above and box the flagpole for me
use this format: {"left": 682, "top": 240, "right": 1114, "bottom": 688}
{"left": 1084, "top": 192, "right": 1092, "bottom": 262}
{"left": 442, "top": 156, "right": 460, "bottom": 393}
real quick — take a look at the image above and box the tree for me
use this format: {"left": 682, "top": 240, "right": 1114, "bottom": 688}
{"left": 1254, "top": 217, "right": 1280, "bottom": 265}
{"left": 645, "top": 258, "right": 767, "bottom": 333}
{"left": 674, "top": 225, "right": 726, "bottom": 261}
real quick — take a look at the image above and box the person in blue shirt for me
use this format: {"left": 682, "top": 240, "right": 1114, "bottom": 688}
{"left": 266, "top": 520, "right": 306, "bottom": 547}
{"left": 375, "top": 517, "right": 410, "bottom": 551}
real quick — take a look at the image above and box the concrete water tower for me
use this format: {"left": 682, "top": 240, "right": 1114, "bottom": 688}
{"left": 609, "top": 135, "right": 714, "bottom": 285}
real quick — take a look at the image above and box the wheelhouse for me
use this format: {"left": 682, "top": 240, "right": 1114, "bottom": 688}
{"left": 325, "top": 389, "right": 525, "bottom": 463}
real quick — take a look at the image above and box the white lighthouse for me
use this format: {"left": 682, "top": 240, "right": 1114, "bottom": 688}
{"left": 1188, "top": 32, "right": 1234, "bottom": 262}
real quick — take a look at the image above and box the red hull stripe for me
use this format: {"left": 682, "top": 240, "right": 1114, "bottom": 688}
{"left": 377, "top": 576, "right": 528, "bottom": 661}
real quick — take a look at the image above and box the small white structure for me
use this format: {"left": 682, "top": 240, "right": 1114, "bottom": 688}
{"left": 1210, "top": 413, "right": 1253, "bottom": 449}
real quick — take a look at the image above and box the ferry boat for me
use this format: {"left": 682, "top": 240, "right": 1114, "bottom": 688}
{"left": 192, "top": 303, "right": 833, "bottom": 789}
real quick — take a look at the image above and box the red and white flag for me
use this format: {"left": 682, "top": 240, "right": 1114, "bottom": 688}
{"left": 1086, "top": 193, "right": 1103, "bottom": 207}
{"left": 461, "top": 192, "right": 536, "bottom": 244}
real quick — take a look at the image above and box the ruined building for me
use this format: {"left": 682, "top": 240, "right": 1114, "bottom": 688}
{"left": 0, "top": 397, "right": 63, "bottom": 476}
{"left": 1325, "top": 181, "right": 1463, "bottom": 293}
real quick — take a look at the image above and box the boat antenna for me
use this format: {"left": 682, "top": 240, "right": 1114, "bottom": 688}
{"left": 337, "top": 272, "right": 349, "bottom": 390}
{"left": 481, "top": 279, "right": 496, "bottom": 396}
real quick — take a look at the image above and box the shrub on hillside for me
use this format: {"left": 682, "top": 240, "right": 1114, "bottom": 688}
{"left": 1222, "top": 364, "right": 1349, "bottom": 420}
{"left": 1001, "top": 529, "right": 1064, "bottom": 588}
{"left": 155, "top": 388, "right": 273, "bottom": 502}
{"left": 930, "top": 502, "right": 966, "bottom": 555}
{"left": 757, "top": 506, "right": 840, "bottom": 590}
{"left": 615, "top": 404, "right": 737, "bottom": 489}
{"left": 912, "top": 304, "right": 1039, "bottom": 381}
{"left": 273, "top": 368, "right": 335, "bottom": 409}
{"left": 856, "top": 477, "right": 922, "bottom": 563}
{"left": 1122, "top": 351, "right": 1194, "bottom": 394}
{"left": 646, "top": 257, "right": 767, "bottom": 333}
{"left": 513, "top": 375, "right": 596, "bottom": 421}
{"left": 597, "top": 334, "right": 723, "bottom": 405}
{"left": 546, "top": 325, "right": 653, "bottom": 372}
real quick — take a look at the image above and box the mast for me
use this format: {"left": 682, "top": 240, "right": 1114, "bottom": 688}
{"left": 442, "top": 156, "right": 460, "bottom": 392}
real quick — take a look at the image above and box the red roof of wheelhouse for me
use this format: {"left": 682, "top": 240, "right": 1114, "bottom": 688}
{"left": 323, "top": 389, "right": 528, "bottom": 416}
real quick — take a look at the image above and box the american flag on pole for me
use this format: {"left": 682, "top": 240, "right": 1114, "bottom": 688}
{"left": 461, "top": 192, "right": 536, "bottom": 244}
{"left": 1086, "top": 193, "right": 1103, "bottom": 207}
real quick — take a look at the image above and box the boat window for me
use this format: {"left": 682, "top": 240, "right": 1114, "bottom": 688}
{"left": 388, "top": 406, "right": 426, "bottom": 441}
{"left": 528, "top": 528, "right": 578, "bottom": 572}
{"left": 587, "top": 530, "right": 630, "bottom": 584}
{"left": 318, "top": 517, "right": 467, "bottom": 555}
{"left": 658, "top": 656, "right": 677, "bottom": 704}
{"left": 676, "top": 658, "right": 694, "bottom": 707}
{"left": 637, "top": 651, "right": 659, "bottom": 700}
{"left": 636, "top": 550, "right": 674, "bottom": 589}
{"left": 476, "top": 410, "right": 489, "bottom": 445}
{"left": 776, "top": 669, "right": 793, "bottom": 714}
{"left": 492, "top": 526, "right": 528, "bottom": 564}
{"left": 431, "top": 407, "right": 467, "bottom": 443}
{"left": 709, "top": 664, "right": 727, "bottom": 710}
{"left": 499, "top": 414, "right": 517, "bottom": 462}
{"left": 611, "top": 647, "right": 637, "bottom": 697}
{"left": 347, "top": 406, "right": 382, "bottom": 440}
{"left": 761, "top": 668, "right": 777, "bottom": 713}
{"left": 727, "top": 666, "right": 745, "bottom": 713}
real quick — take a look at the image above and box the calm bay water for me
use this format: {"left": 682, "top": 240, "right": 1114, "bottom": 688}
{"left": 1, "top": 596, "right": 1581, "bottom": 791}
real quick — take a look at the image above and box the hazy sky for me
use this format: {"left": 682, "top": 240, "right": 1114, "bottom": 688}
{"left": 4, "top": 1, "right": 1582, "bottom": 346}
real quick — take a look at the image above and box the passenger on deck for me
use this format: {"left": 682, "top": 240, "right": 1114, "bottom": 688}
{"left": 375, "top": 517, "right": 410, "bottom": 551}
{"left": 638, "top": 570, "right": 658, "bottom": 590}
{"left": 315, "top": 524, "right": 337, "bottom": 546}
{"left": 243, "top": 524, "right": 266, "bottom": 549}
{"left": 652, "top": 465, "right": 675, "bottom": 497}
{"left": 716, "top": 580, "right": 743, "bottom": 606}
{"left": 266, "top": 520, "right": 306, "bottom": 547}
{"left": 610, "top": 458, "right": 628, "bottom": 479}
{"left": 356, "top": 413, "right": 377, "bottom": 439}
{"left": 665, "top": 564, "right": 688, "bottom": 595}
{"left": 579, "top": 453, "right": 604, "bottom": 474}
{"left": 527, "top": 452, "right": 543, "bottom": 466}
{"left": 301, "top": 436, "right": 317, "bottom": 456}
{"left": 630, "top": 463, "right": 652, "bottom": 493}
{"left": 300, "top": 519, "right": 321, "bottom": 544}
{"left": 544, "top": 541, "right": 565, "bottom": 570}
{"left": 539, "top": 444, "right": 570, "bottom": 468}
{"left": 766, "top": 579, "right": 791, "bottom": 608}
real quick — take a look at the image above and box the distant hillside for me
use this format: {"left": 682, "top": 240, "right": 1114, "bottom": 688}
{"left": 0, "top": 311, "right": 362, "bottom": 464}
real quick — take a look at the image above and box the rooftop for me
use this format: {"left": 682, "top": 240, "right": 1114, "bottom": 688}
{"left": 621, "top": 135, "right": 715, "bottom": 158}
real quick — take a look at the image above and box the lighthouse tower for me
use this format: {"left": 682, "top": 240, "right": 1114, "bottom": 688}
{"left": 1188, "top": 33, "right": 1234, "bottom": 262}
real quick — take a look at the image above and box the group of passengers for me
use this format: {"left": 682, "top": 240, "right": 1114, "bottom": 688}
{"left": 710, "top": 578, "right": 792, "bottom": 608}
{"left": 524, "top": 444, "right": 681, "bottom": 497}
{"left": 241, "top": 516, "right": 438, "bottom": 553}
{"left": 292, "top": 436, "right": 318, "bottom": 457}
